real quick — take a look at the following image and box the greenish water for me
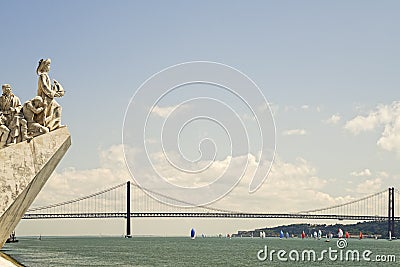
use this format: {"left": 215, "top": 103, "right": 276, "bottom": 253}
{"left": 2, "top": 237, "right": 399, "bottom": 266}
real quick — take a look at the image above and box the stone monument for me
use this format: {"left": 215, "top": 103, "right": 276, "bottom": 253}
{"left": 0, "top": 59, "right": 71, "bottom": 248}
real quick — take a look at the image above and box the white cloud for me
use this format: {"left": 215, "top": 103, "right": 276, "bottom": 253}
{"left": 241, "top": 113, "right": 256, "bottom": 122}
{"left": 283, "top": 105, "right": 321, "bottom": 113}
{"left": 283, "top": 105, "right": 295, "bottom": 112}
{"left": 344, "top": 102, "right": 400, "bottom": 152}
{"left": 344, "top": 114, "right": 380, "bottom": 134}
{"left": 301, "top": 105, "right": 309, "bottom": 110}
{"left": 269, "top": 103, "right": 279, "bottom": 115}
{"left": 214, "top": 156, "right": 356, "bottom": 213}
{"left": 355, "top": 178, "right": 383, "bottom": 194}
{"left": 32, "top": 144, "right": 357, "bottom": 216}
{"left": 258, "top": 102, "right": 277, "bottom": 115}
{"left": 282, "top": 129, "right": 307, "bottom": 136}
{"left": 350, "top": 168, "right": 372, "bottom": 177}
{"left": 150, "top": 104, "right": 190, "bottom": 118}
{"left": 25, "top": 148, "right": 368, "bottom": 236}
{"left": 33, "top": 137, "right": 396, "bottom": 228}
{"left": 324, "top": 114, "right": 341, "bottom": 125}
{"left": 33, "top": 145, "right": 130, "bottom": 207}
{"left": 377, "top": 171, "right": 389, "bottom": 178}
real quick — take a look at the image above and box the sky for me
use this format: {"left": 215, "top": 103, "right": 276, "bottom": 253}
{"left": 1, "top": 1, "right": 399, "bottom": 236}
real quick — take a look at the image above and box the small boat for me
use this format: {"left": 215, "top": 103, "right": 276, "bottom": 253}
{"left": 190, "top": 228, "right": 196, "bottom": 240}
{"left": 325, "top": 232, "right": 332, "bottom": 242}
{"left": 259, "top": 231, "right": 265, "bottom": 239}
{"left": 338, "top": 228, "right": 344, "bottom": 238}
{"left": 5, "top": 231, "right": 18, "bottom": 243}
{"left": 279, "top": 230, "right": 284, "bottom": 239}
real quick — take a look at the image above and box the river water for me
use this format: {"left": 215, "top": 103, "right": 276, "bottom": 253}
{"left": 2, "top": 237, "right": 399, "bottom": 266}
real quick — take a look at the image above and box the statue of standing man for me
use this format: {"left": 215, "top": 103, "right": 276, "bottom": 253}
{"left": 36, "top": 58, "right": 65, "bottom": 131}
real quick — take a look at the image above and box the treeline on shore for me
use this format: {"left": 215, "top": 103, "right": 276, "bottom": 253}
{"left": 233, "top": 221, "right": 399, "bottom": 239}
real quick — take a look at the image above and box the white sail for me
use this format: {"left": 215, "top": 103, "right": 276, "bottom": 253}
{"left": 338, "top": 228, "right": 343, "bottom": 238}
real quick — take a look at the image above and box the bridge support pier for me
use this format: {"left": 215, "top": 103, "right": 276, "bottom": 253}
{"left": 388, "top": 187, "right": 395, "bottom": 239}
{"left": 125, "top": 181, "right": 132, "bottom": 238}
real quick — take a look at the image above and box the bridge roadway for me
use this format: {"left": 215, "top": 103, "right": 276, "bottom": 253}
{"left": 22, "top": 212, "right": 400, "bottom": 221}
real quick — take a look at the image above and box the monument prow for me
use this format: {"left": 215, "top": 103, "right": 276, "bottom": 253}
{"left": 0, "top": 127, "right": 71, "bottom": 248}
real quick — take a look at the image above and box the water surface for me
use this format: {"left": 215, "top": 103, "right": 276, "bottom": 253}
{"left": 2, "top": 237, "right": 399, "bottom": 266}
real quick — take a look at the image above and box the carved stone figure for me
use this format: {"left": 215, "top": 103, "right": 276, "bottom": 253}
{"left": 0, "top": 58, "right": 66, "bottom": 150}
{"left": 6, "top": 108, "right": 27, "bottom": 144}
{"left": 23, "top": 96, "right": 49, "bottom": 137}
{"left": 0, "top": 113, "right": 9, "bottom": 148}
{"left": 0, "top": 84, "right": 24, "bottom": 145}
{"left": 36, "top": 59, "right": 64, "bottom": 131}
{"left": 0, "top": 84, "right": 21, "bottom": 126}
{"left": 19, "top": 118, "right": 29, "bottom": 142}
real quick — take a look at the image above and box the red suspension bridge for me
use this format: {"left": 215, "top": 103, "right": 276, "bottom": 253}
{"left": 23, "top": 181, "right": 399, "bottom": 238}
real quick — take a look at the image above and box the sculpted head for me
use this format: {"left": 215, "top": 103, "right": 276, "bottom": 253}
{"left": 36, "top": 58, "right": 51, "bottom": 74}
{"left": 32, "top": 96, "right": 44, "bottom": 107}
{"left": 1, "top": 84, "right": 12, "bottom": 96}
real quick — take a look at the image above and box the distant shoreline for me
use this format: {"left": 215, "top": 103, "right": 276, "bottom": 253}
{"left": 233, "top": 221, "right": 398, "bottom": 238}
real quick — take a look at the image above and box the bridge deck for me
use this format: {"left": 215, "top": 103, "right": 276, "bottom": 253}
{"left": 22, "top": 212, "right": 399, "bottom": 221}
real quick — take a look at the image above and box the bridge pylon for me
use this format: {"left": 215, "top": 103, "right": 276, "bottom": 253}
{"left": 125, "top": 181, "right": 132, "bottom": 238}
{"left": 388, "top": 187, "right": 395, "bottom": 239}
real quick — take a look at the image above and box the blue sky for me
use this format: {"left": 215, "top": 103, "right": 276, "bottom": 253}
{"left": 1, "top": 1, "right": 399, "bottom": 235}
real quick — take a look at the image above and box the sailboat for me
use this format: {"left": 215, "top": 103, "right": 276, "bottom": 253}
{"left": 338, "top": 228, "right": 344, "bottom": 238}
{"left": 260, "top": 231, "right": 265, "bottom": 239}
{"left": 190, "top": 228, "right": 196, "bottom": 240}
{"left": 345, "top": 232, "right": 349, "bottom": 239}
{"left": 325, "top": 232, "right": 331, "bottom": 242}
{"left": 279, "top": 230, "right": 284, "bottom": 239}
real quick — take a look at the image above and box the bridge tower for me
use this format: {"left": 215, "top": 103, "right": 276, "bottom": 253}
{"left": 125, "top": 181, "right": 132, "bottom": 238}
{"left": 388, "top": 187, "right": 395, "bottom": 239}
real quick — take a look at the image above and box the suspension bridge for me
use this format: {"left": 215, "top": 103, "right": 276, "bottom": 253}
{"left": 23, "top": 181, "right": 399, "bottom": 238}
